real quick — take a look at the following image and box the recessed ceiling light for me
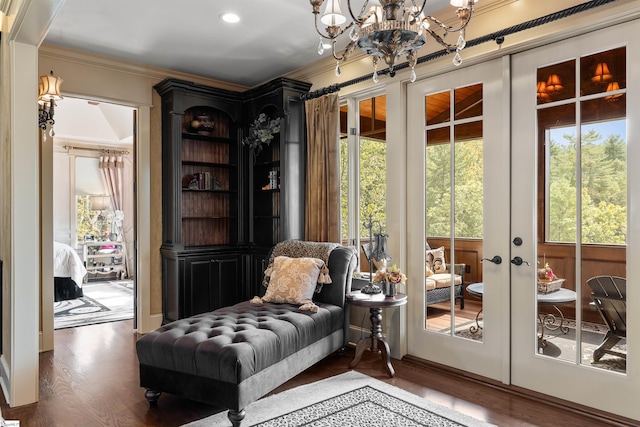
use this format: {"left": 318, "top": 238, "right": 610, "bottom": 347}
{"left": 220, "top": 13, "right": 240, "bottom": 23}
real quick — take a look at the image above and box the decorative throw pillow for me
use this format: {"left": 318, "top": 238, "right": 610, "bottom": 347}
{"left": 425, "top": 246, "right": 446, "bottom": 274}
{"left": 262, "top": 256, "right": 324, "bottom": 305}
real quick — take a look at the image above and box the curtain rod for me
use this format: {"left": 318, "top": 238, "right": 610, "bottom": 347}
{"left": 300, "top": 0, "right": 618, "bottom": 101}
{"left": 63, "top": 144, "right": 130, "bottom": 155}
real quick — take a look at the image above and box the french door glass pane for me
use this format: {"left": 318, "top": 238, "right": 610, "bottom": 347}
{"left": 536, "top": 47, "right": 627, "bottom": 373}
{"left": 425, "top": 85, "right": 484, "bottom": 341}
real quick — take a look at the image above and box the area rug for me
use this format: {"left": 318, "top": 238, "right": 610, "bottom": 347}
{"left": 184, "top": 371, "right": 496, "bottom": 427}
{"left": 54, "top": 280, "right": 133, "bottom": 329}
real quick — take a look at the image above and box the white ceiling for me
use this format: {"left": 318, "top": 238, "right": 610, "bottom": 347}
{"left": 44, "top": 0, "right": 454, "bottom": 145}
{"left": 44, "top": 0, "right": 453, "bottom": 88}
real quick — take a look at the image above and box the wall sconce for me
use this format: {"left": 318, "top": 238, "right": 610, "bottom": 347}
{"left": 546, "top": 74, "right": 563, "bottom": 93}
{"left": 38, "top": 70, "right": 63, "bottom": 136}
{"left": 605, "top": 81, "right": 622, "bottom": 102}
{"left": 536, "top": 81, "right": 550, "bottom": 102}
{"left": 591, "top": 62, "right": 612, "bottom": 83}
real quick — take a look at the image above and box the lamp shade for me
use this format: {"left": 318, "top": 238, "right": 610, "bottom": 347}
{"left": 546, "top": 74, "right": 563, "bottom": 93}
{"left": 450, "top": 0, "right": 478, "bottom": 7}
{"left": 321, "top": 0, "right": 347, "bottom": 26}
{"left": 38, "top": 71, "right": 63, "bottom": 101}
{"left": 91, "top": 195, "right": 111, "bottom": 211}
{"left": 591, "top": 62, "right": 612, "bottom": 83}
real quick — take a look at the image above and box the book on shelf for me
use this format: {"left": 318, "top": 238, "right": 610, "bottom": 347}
{"left": 188, "top": 172, "right": 222, "bottom": 191}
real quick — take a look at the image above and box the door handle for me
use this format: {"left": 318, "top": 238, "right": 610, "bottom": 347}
{"left": 511, "top": 256, "right": 531, "bottom": 266}
{"left": 480, "top": 255, "right": 502, "bottom": 265}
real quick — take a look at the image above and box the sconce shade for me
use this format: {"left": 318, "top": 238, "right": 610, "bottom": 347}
{"left": 91, "top": 195, "right": 111, "bottom": 211}
{"left": 38, "top": 71, "right": 63, "bottom": 101}
{"left": 605, "top": 81, "right": 622, "bottom": 102}
{"left": 546, "top": 74, "right": 563, "bottom": 93}
{"left": 592, "top": 62, "right": 612, "bottom": 83}
{"left": 537, "top": 81, "right": 550, "bottom": 102}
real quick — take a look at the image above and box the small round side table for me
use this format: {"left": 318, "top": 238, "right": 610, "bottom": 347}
{"left": 346, "top": 290, "right": 408, "bottom": 377}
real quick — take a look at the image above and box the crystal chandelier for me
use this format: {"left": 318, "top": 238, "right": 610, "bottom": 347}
{"left": 310, "top": 0, "right": 477, "bottom": 82}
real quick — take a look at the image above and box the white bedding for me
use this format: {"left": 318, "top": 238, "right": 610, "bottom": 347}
{"left": 53, "top": 241, "right": 87, "bottom": 286}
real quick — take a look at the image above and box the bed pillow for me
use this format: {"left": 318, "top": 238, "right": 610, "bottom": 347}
{"left": 262, "top": 256, "right": 324, "bottom": 305}
{"left": 425, "top": 246, "right": 447, "bottom": 274}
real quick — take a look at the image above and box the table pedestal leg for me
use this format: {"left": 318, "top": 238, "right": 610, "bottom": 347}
{"left": 348, "top": 307, "right": 395, "bottom": 377}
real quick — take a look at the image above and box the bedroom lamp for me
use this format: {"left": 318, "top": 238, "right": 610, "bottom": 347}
{"left": 309, "top": 0, "right": 478, "bottom": 83}
{"left": 91, "top": 195, "right": 111, "bottom": 211}
{"left": 38, "top": 70, "right": 63, "bottom": 136}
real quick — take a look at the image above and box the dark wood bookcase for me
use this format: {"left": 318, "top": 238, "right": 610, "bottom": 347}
{"left": 243, "top": 78, "right": 312, "bottom": 295}
{"left": 155, "top": 77, "right": 311, "bottom": 322}
{"left": 155, "top": 78, "right": 244, "bottom": 322}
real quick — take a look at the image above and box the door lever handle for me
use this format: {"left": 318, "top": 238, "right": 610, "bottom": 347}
{"left": 511, "top": 256, "right": 531, "bottom": 266}
{"left": 480, "top": 255, "right": 502, "bottom": 265}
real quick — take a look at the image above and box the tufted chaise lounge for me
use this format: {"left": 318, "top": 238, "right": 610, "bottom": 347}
{"left": 136, "top": 244, "right": 357, "bottom": 426}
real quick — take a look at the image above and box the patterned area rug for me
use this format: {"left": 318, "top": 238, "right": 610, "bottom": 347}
{"left": 54, "top": 280, "right": 133, "bottom": 329}
{"left": 184, "top": 371, "right": 496, "bottom": 427}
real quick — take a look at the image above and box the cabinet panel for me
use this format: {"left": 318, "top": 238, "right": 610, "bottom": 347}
{"left": 184, "top": 254, "right": 241, "bottom": 317}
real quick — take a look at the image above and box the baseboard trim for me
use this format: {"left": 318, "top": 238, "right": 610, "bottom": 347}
{"left": 402, "top": 354, "right": 636, "bottom": 427}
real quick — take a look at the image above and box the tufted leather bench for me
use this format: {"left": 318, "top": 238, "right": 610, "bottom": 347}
{"left": 136, "top": 245, "right": 357, "bottom": 427}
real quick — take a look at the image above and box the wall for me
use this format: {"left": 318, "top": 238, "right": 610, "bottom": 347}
{"left": 37, "top": 45, "right": 250, "bottom": 333}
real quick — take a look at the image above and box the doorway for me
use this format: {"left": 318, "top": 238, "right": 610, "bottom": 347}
{"left": 407, "top": 19, "right": 640, "bottom": 420}
{"left": 51, "top": 97, "right": 137, "bottom": 331}
{"left": 406, "top": 57, "right": 510, "bottom": 383}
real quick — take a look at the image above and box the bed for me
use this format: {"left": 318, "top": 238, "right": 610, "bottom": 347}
{"left": 53, "top": 241, "right": 87, "bottom": 302}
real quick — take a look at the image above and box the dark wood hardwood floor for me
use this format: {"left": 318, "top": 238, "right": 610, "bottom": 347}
{"left": 0, "top": 320, "right": 635, "bottom": 427}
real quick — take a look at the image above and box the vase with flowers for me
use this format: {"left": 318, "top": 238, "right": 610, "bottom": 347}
{"left": 374, "top": 264, "right": 407, "bottom": 297}
{"left": 242, "top": 113, "right": 282, "bottom": 163}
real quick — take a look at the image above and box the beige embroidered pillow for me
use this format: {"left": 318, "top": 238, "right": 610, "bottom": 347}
{"left": 425, "top": 246, "right": 447, "bottom": 274}
{"left": 262, "top": 256, "right": 324, "bottom": 304}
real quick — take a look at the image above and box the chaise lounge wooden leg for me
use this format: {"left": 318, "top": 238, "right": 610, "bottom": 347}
{"left": 228, "top": 409, "right": 245, "bottom": 427}
{"left": 144, "top": 388, "right": 161, "bottom": 405}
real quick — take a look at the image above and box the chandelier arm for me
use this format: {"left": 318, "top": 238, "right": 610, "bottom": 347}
{"left": 424, "top": 28, "right": 457, "bottom": 52}
{"left": 314, "top": 13, "right": 349, "bottom": 40}
{"left": 424, "top": 6, "right": 474, "bottom": 34}
{"left": 410, "top": 0, "right": 429, "bottom": 18}
{"left": 332, "top": 39, "right": 357, "bottom": 62}
{"left": 345, "top": 0, "right": 369, "bottom": 25}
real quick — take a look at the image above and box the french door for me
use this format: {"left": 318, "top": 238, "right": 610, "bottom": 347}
{"left": 408, "top": 18, "right": 640, "bottom": 420}
{"left": 407, "top": 57, "right": 510, "bottom": 383}
{"left": 511, "top": 20, "right": 640, "bottom": 419}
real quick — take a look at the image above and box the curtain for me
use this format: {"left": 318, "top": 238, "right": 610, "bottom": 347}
{"left": 304, "top": 94, "right": 340, "bottom": 242}
{"left": 99, "top": 153, "right": 131, "bottom": 278}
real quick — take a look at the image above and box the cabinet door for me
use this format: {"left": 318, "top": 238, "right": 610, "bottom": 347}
{"left": 215, "top": 255, "right": 241, "bottom": 309}
{"left": 185, "top": 254, "right": 241, "bottom": 316}
{"left": 185, "top": 256, "right": 216, "bottom": 316}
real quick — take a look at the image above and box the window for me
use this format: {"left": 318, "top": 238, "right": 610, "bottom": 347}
{"left": 539, "top": 47, "right": 627, "bottom": 245}
{"left": 340, "top": 94, "right": 387, "bottom": 271}
{"left": 425, "top": 85, "right": 483, "bottom": 239}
